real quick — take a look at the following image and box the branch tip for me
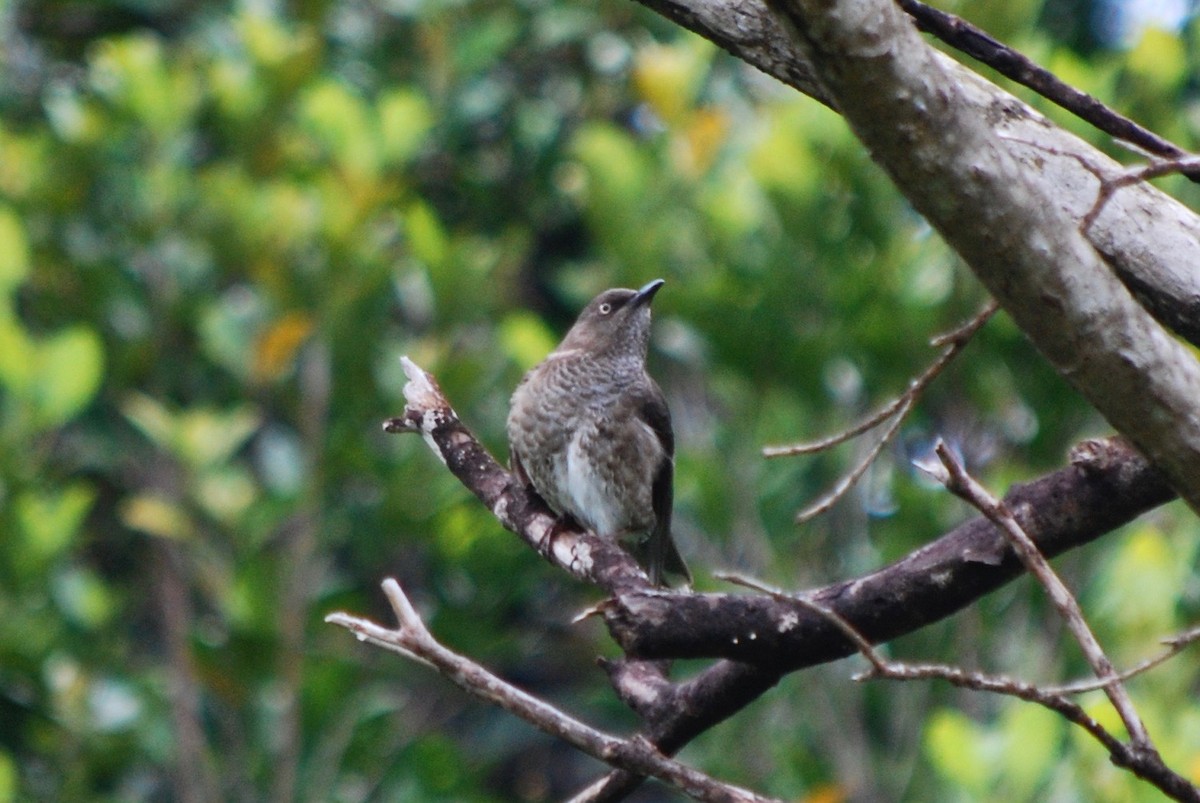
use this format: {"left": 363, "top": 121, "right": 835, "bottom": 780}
{"left": 400, "top": 355, "right": 446, "bottom": 410}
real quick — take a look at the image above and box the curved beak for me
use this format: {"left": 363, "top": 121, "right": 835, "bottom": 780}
{"left": 631, "top": 279, "right": 665, "bottom": 308}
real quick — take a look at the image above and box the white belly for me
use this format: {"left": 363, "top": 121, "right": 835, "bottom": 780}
{"left": 565, "top": 428, "right": 621, "bottom": 535}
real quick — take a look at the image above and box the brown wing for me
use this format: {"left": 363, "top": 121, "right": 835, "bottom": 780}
{"left": 637, "top": 379, "right": 691, "bottom": 586}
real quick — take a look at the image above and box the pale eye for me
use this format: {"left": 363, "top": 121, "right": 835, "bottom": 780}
{"left": 598, "top": 303, "right": 613, "bottom": 315}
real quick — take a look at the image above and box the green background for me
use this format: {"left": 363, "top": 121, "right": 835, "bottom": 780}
{"left": 2, "top": 0, "right": 1199, "bottom": 799}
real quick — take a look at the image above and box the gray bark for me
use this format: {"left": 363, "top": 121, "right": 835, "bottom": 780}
{"left": 637, "top": 0, "right": 1200, "bottom": 509}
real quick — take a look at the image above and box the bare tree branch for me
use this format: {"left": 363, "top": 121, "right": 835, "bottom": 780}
{"left": 896, "top": 0, "right": 1200, "bottom": 177}
{"left": 929, "top": 440, "right": 1152, "bottom": 747}
{"left": 763, "top": 0, "right": 1200, "bottom": 514}
{"left": 1081, "top": 155, "right": 1200, "bottom": 233}
{"left": 628, "top": 0, "right": 1200, "bottom": 346}
{"left": 786, "top": 591, "right": 1200, "bottom": 802}
{"left": 326, "top": 579, "right": 782, "bottom": 803}
{"left": 384, "top": 357, "right": 652, "bottom": 595}
{"left": 602, "top": 436, "right": 1173, "bottom": 664}
{"left": 1047, "top": 626, "right": 1200, "bottom": 695}
{"left": 154, "top": 541, "right": 220, "bottom": 803}
{"left": 764, "top": 300, "right": 997, "bottom": 522}
{"left": 383, "top": 359, "right": 1177, "bottom": 800}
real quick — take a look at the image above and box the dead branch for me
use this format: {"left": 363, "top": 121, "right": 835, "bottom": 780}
{"left": 326, "top": 579, "right": 781, "bottom": 803}
{"left": 764, "top": 301, "right": 997, "bottom": 522}
{"left": 897, "top": 0, "right": 1200, "bottom": 178}
{"left": 383, "top": 357, "right": 652, "bottom": 595}
{"left": 928, "top": 440, "right": 1152, "bottom": 747}
{"left": 602, "top": 436, "right": 1172, "bottom": 664}
{"left": 379, "top": 358, "right": 1177, "bottom": 801}
{"left": 793, "top": 592, "right": 1199, "bottom": 802}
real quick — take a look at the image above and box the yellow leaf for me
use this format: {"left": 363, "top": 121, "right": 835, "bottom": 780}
{"left": 801, "top": 783, "right": 847, "bottom": 803}
{"left": 254, "top": 312, "right": 313, "bottom": 380}
{"left": 676, "top": 108, "right": 729, "bottom": 176}
{"left": 119, "top": 494, "right": 193, "bottom": 540}
{"left": 1127, "top": 27, "right": 1186, "bottom": 90}
{"left": 632, "top": 40, "right": 712, "bottom": 125}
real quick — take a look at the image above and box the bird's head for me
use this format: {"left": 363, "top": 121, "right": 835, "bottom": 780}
{"left": 558, "top": 279, "right": 664, "bottom": 360}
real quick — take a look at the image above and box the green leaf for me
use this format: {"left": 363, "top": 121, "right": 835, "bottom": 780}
{"left": 52, "top": 566, "right": 116, "bottom": 629}
{"left": 999, "top": 702, "right": 1063, "bottom": 798}
{"left": 89, "top": 34, "right": 198, "bottom": 137}
{"left": 122, "top": 393, "right": 177, "bottom": 451}
{"left": 499, "top": 311, "right": 556, "bottom": 370}
{"left": 0, "top": 206, "right": 29, "bottom": 292}
{"left": 379, "top": 88, "right": 432, "bottom": 166}
{"left": 571, "top": 122, "right": 648, "bottom": 209}
{"left": 924, "top": 708, "right": 993, "bottom": 795}
{"left": 0, "top": 307, "right": 35, "bottom": 393}
{"left": 123, "top": 394, "right": 260, "bottom": 469}
{"left": 31, "top": 326, "right": 104, "bottom": 429}
{"left": 15, "top": 484, "right": 96, "bottom": 564}
{"left": 405, "top": 201, "right": 449, "bottom": 269}
{"left": 176, "top": 406, "right": 260, "bottom": 469}
{"left": 749, "top": 105, "right": 819, "bottom": 198}
{"left": 1094, "top": 524, "right": 1185, "bottom": 649}
{"left": 0, "top": 750, "right": 15, "bottom": 803}
{"left": 1127, "top": 27, "right": 1187, "bottom": 91}
{"left": 298, "top": 79, "right": 379, "bottom": 178}
{"left": 452, "top": 11, "right": 521, "bottom": 74}
{"left": 194, "top": 466, "right": 257, "bottom": 524}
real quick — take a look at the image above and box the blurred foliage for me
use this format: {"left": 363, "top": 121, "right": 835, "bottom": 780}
{"left": 1, "top": 0, "right": 1199, "bottom": 800}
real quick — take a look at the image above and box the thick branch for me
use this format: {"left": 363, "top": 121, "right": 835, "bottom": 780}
{"left": 583, "top": 438, "right": 1175, "bottom": 800}
{"left": 765, "top": 0, "right": 1200, "bottom": 513}
{"left": 390, "top": 363, "right": 1177, "bottom": 800}
{"left": 630, "top": 0, "right": 1200, "bottom": 346}
{"left": 326, "top": 580, "right": 781, "bottom": 803}
{"left": 603, "top": 437, "right": 1173, "bottom": 662}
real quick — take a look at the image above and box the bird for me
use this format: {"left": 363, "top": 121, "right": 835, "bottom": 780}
{"left": 506, "top": 278, "right": 691, "bottom": 586}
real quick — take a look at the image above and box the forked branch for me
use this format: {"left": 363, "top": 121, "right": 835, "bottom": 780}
{"left": 764, "top": 301, "right": 997, "bottom": 523}
{"left": 326, "top": 580, "right": 781, "bottom": 803}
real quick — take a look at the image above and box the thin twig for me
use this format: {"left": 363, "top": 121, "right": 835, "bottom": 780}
{"left": 764, "top": 301, "right": 996, "bottom": 523}
{"left": 720, "top": 572, "right": 1130, "bottom": 753}
{"left": 717, "top": 574, "right": 1200, "bottom": 697}
{"left": 721, "top": 571, "right": 1199, "bottom": 801}
{"left": 930, "top": 441, "right": 1152, "bottom": 747}
{"left": 1081, "top": 155, "right": 1200, "bottom": 232}
{"left": 998, "top": 136, "right": 1200, "bottom": 235}
{"left": 1046, "top": 625, "right": 1200, "bottom": 695}
{"left": 764, "top": 301, "right": 996, "bottom": 459}
{"left": 790, "top": 395, "right": 911, "bottom": 523}
{"left": 326, "top": 579, "right": 781, "bottom": 803}
{"left": 897, "top": 0, "right": 1200, "bottom": 181}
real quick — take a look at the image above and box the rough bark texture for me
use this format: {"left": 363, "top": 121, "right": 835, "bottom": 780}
{"left": 759, "top": 0, "right": 1200, "bottom": 514}
{"left": 389, "top": 366, "right": 1179, "bottom": 799}
{"left": 604, "top": 438, "right": 1174, "bottom": 662}
{"left": 632, "top": 0, "right": 1200, "bottom": 347}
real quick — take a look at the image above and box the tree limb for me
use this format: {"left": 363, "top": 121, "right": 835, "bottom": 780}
{"left": 783, "top": 593, "right": 1200, "bottom": 802}
{"left": 601, "top": 436, "right": 1173, "bottom": 662}
{"left": 384, "top": 357, "right": 652, "bottom": 596}
{"left": 326, "top": 579, "right": 782, "bottom": 803}
{"left": 763, "top": 0, "right": 1200, "bottom": 514}
{"left": 930, "top": 440, "right": 1152, "bottom": 748}
{"left": 896, "top": 0, "right": 1200, "bottom": 177}
{"left": 386, "top": 359, "right": 1177, "bottom": 800}
{"left": 629, "top": 0, "right": 1200, "bottom": 346}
